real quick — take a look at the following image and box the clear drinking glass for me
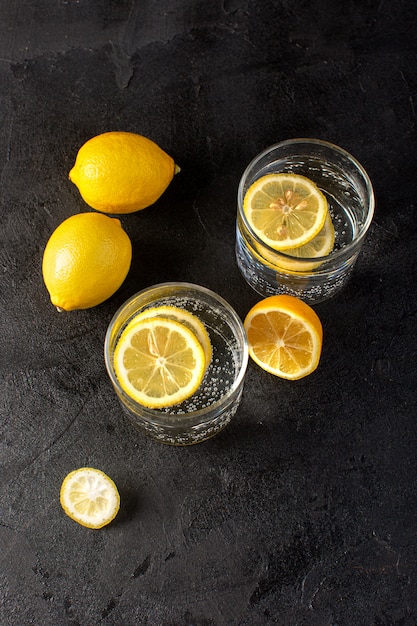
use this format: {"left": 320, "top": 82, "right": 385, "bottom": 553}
{"left": 104, "top": 283, "right": 248, "bottom": 445}
{"left": 236, "top": 138, "right": 375, "bottom": 304}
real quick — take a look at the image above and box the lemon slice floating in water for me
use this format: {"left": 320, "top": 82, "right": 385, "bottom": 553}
{"left": 127, "top": 305, "right": 212, "bottom": 370}
{"left": 114, "top": 316, "right": 207, "bottom": 409}
{"left": 243, "top": 173, "right": 328, "bottom": 250}
{"left": 272, "top": 211, "right": 335, "bottom": 272}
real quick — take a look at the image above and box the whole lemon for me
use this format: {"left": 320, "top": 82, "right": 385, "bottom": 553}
{"left": 69, "top": 131, "right": 179, "bottom": 214}
{"left": 42, "top": 212, "right": 132, "bottom": 311}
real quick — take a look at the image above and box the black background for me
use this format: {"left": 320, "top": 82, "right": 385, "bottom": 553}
{"left": 1, "top": 1, "right": 416, "bottom": 625}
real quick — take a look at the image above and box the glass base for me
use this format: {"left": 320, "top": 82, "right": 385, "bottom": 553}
{"left": 120, "top": 392, "right": 242, "bottom": 445}
{"left": 235, "top": 228, "right": 353, "bottom": 304}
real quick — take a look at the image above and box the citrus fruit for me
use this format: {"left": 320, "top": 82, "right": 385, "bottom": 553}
{"left": 113, "top": 316, "right": 207, "bottom": 409}
{"left": 69, "top": 131, "right": 179, "bottom": 214}
{"left": 126, "top": 305, "right": 212, "bottom": 369}
{"left": 243, "top": 173, "right": 328, "bottom": 250}
{"left": 264, "top": 211, "right": 335, "bottom": 273}
{"left": 244, "top": 295, "right": 323, "bottom": 380}
{"left": 60, "top": 468, "right": 120, "bottom": 529}
{"left": 42, "top": 212, "right": 132, "bottom": 311}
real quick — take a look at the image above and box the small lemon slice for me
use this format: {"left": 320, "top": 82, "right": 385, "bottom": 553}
{"left": 243, "top": 173, "right": 328, "bottom": 250}
{"left": 127, "top": 306, "right": 212, "bottom": 369}
{"left": 114, "top": 317, "right": 206, "bottom": 409}
{"left": 60, "top": 468, "right": 120, "bottom": 529}
{"left": 244, "top": 295, "right": 323, "bottom": 380}
{"left": 269, "top": 211, "right": 335, "bottom": 272}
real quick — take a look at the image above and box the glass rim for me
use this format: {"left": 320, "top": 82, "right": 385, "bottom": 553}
{"left": 104, "top": 281, "right": 249, "bottom": 424}
{"left": 238, "top": 137, "right": 375, "bottom": 266}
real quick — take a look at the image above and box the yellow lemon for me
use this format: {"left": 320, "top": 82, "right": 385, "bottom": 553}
{"left": 244, "top": 295, "right": 323, "bottom": 380}
{"left": 69, "top": 131, "right": 179, "bottom": 214}
{"left": 60, "top": 468, "right": 120, "bottom": 529}
{"left": 42, "top": 212, "right": 132, "bottom": 311}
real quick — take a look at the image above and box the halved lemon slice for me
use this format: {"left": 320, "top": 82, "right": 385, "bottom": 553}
{"left": 60, "top": 468, "right": 120, "bottom": 529}
{"left": 114, "top": 317, "right": 206, "bottom": 408}
{"left": 243, "top": 173, "right": 328, "bottom": 250}
{"left": 244, "top": 295, "right": 323, "bottom": 380}
{"left": 126, "top": 305, "right": 212, "bottom": 369}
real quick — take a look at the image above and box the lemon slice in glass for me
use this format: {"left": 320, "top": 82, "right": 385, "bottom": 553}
{"left": 60, "top": 468, "right": 120, "bottom": 529}
{"left": 243, "top": 173, "right": 328, "bottom": 250}
{"left": 271, "top": 211, "right": 335, "bottom": 272}
{"left": 114, "top": 317, "right": 206, "bottom": 409}
{"left": 126, "top": 305, "right": 212, "bottom": 369}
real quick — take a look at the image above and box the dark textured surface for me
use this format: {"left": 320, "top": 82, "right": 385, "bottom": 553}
{"left": 1, "top": 1, "right": 417, "bottom": 625}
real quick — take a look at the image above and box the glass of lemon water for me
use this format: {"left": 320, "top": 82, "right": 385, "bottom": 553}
{"left": 236, "top": 138, "right": 375, "bottom": 304}
{"left": 105, "top": 283, "right": 248, "bottom": 445}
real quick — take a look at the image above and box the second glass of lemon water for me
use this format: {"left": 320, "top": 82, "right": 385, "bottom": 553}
{"left": 236, "top": 138, "right": 375, "bottom": 304}
{"left": 105, "top": 282, "right": 248, "bottom": 445}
